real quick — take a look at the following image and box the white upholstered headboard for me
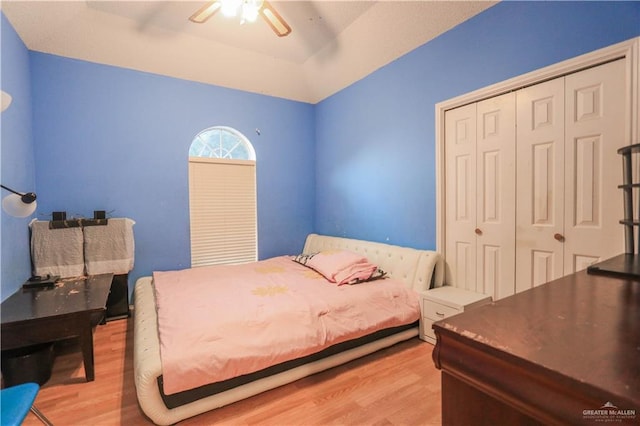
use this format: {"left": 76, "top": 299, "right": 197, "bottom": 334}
{"left": 303, "top": 234, "right": 443, "bottom": 293}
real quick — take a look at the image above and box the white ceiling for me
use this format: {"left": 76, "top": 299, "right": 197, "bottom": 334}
{"left": 1, "top": 1, "right": 496, "bottom": 104}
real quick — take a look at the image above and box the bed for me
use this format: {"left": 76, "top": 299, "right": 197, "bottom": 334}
{"left": 133, "top": 233, "right": 443, "bottom": 425}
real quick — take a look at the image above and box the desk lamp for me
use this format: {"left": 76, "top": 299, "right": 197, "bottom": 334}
{"left": 1, "top": 90, "right": 37, "bottom": 217}
{"left": 1, "top": 185, "right": 37, "bottom": 217}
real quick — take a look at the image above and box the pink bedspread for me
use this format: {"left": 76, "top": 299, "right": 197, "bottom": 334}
{"left": 153, "top": 256, "right": 420, "bottom": 395}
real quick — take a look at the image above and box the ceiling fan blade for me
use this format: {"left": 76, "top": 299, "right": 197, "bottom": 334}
{"left": 260, "top": 1, "right": 291, "bottom": 37}
{"left": 189, "top": 1, "right": 222, "bottom": 23}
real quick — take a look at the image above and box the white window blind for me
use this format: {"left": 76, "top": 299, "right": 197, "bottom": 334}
{"left": 189, "top": 157, "right": 257, "bottom": 267}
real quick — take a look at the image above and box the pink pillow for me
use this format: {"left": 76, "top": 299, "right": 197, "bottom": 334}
{"left": 293, "top": 250, "right": 381, "bottom": 285}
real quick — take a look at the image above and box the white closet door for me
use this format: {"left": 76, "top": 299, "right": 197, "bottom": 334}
{"left": 563, "top": 59, "right": 626, "bottom": 273}
{"left": 515, "top": 78, "right": 565, "bottom": 292}
{"left": 476, "top": 92, "right": 516, "bottom": 300}
{"left": 444, "top": 103, "right": 477, "bottom": 291}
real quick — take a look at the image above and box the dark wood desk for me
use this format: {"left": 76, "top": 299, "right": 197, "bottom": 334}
{"left": 1, "top": 274, "right": 113, "bottom": 382}
{"left": 432, "top": 271, "right": 639, "bottom": 425}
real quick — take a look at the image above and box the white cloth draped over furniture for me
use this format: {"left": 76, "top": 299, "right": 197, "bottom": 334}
{"left": 84, "top": 218, "right": 135, "bottom": 275}
{"left": 30, "top": 220, "right": 85, "bottom": 278}
{"left": 29, "top": 218, "right": 135, "bottom": 277}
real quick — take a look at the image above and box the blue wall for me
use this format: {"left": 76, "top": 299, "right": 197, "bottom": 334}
{"left": 27, "top": 54, "right": 315, "bottom": 295}
{"left": 2, "top": 1, "right": 640, "bottom": 300}
{"left": 1, "top": 14, "right": 36, "bottom": 299}
{"left": 315, "top": 1, "right": 640, "bottom": 250}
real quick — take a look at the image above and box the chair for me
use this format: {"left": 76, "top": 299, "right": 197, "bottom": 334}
{"left": 0, "top": 382, "right": 53, "bottom": 426}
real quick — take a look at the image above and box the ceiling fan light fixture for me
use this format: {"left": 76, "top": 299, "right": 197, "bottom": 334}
{"left": 241, "top": 0, "right": 263, "bottom": 23}
{"left": 189, "top": 0, "right": 290, "bottom": 37}
{"left": 220, "top": 0, "right": 242, "bottom": 17}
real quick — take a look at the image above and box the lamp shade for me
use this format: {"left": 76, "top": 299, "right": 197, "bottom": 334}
{"left": 2, "top": 193, "right": 37, "bottom": 217}
{"left": 1, "top": 90, "right": 12, "bottom": 112}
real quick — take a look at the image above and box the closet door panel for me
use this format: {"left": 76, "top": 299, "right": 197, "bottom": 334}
{"left": 445, "top": 103, "right": 477, "bottom": 291}
{"left": 476, "top": 92, "right": 516, "bottom": 300}
{"left": 564, "top": 59, "right": 626, "bottom": 275}
{"left": 573, "top": 136, "right": 600, "bottom": 226}
{"left": 515, "top": 78, "right": 565, "bottom": 292}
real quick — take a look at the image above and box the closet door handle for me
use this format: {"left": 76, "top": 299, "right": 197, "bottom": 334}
{"left": 554, "top": 233, "right": 565, "bottom": 242}
{"left": 475, "top": 228, "right": 483, "bottom": 236}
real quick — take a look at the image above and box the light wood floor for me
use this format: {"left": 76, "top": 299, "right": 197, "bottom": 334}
{"left": 22, "top": 316, "right": 442, "bottom": 425}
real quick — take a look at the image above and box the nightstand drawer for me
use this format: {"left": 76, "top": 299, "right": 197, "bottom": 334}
{"left": 419, "top": 286, "right": 491, "bottom": 344}
{"left": 421, "top": 318, "right": 436, "bottom": 342}
{"left": 423, "top": 299, "right": 460, "bottom": 321}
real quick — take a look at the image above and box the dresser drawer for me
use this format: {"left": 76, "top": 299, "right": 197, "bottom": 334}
{"left": 423, "top": 299, "right": 461, "bottom": 321}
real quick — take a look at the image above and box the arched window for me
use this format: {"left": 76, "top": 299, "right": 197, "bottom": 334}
{"left": 188, "top": 126, "right": 256, "bottom": 160}
{"left": 188, "top": 127, "right": 257, "bottom": 266}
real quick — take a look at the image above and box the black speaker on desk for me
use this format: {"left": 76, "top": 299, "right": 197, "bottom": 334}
{"left": 106, "top": 274, "right": 130, "bottom": 321}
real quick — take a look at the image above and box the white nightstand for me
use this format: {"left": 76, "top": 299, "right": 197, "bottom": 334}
{"left": 419, "top": 286, "right": 491, "bottom": 344}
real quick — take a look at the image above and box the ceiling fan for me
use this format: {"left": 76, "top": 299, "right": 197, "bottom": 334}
{"left": 189, "top": 0, "right": 292, "bottom": 37}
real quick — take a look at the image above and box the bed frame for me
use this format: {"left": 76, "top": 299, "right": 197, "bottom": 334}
{"left": 133, "top": 233, "right": 443, "bottom": 425}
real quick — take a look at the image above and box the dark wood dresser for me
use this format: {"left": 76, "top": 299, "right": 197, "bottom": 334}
{"left": 432, "top": 270, "right": 639, "bottom": 425}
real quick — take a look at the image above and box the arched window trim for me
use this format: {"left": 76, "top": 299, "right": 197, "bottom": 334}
{"left": 189, "top": 126, "right": 256, "bottom": 161}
